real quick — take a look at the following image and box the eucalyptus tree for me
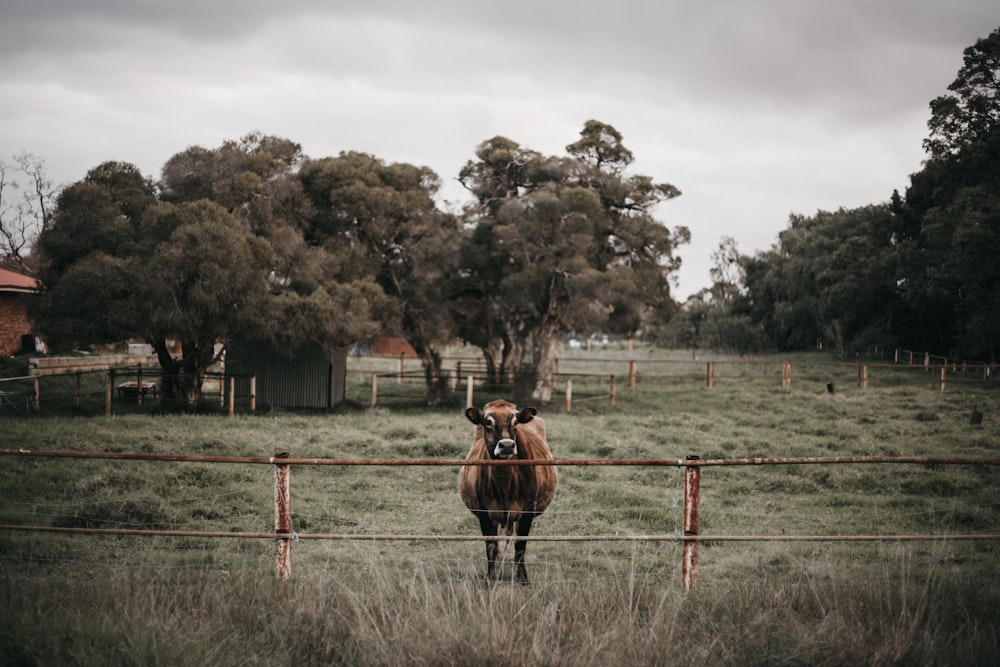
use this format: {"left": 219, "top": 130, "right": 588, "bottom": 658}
{"left": 33, "top": 135, "right": 404, "bottom": 406}
{"left": 459, "top": 121, "right": 686, "bottom": 401}
{"left": 299, "top": 151, "right": 461, "bottom": 405}
{"left": 32, "top": 162, "right": 273, "bottom": 404}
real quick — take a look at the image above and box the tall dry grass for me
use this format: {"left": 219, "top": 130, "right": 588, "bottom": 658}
{"left": 2, "top": 546, "right": 997, "bottom": 666}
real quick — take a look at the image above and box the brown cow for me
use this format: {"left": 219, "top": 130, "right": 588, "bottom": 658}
{"left": 458, "top": 399, "right": 558, "bottom": 584}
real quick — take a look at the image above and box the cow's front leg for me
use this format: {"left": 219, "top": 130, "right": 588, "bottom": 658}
{"left": 477, "top": 513, "right": 499, "bottom": 581}
{"left": 514, "top": 514, "right": 535, "bottom": 585}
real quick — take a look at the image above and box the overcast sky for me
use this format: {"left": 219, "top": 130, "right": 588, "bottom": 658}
{"left": 1, "top": 1, "right": 996, "bottom": 299}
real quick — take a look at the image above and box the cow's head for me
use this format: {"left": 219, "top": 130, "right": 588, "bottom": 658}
{"left": 465, "top": 399, "right": 537, "bottom": 459}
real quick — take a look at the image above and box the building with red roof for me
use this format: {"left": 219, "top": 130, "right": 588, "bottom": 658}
{"left": 0, "top": 267, "right": 41, "bottom": 356}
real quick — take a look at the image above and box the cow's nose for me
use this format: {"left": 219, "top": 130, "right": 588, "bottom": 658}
{"left": 494, "top": 439, "right": 517, "bottom": 458}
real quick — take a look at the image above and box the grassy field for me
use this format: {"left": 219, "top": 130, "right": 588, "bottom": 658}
{"left": 1, "top": 349, "right": 999, "bottom": 665}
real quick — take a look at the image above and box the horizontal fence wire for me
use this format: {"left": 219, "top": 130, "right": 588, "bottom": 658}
{"left": 2, "top": 449, "right": 1000, "bottom": 467}
{"left": 2, "top": 524, "right": 999, "bottom": 542}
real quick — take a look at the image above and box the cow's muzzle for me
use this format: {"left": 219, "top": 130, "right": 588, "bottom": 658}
{"left": 493, "top": 439, "right": 517, "bottom": 459}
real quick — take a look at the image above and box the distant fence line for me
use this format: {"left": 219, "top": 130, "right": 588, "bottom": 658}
{"left": 2, "top": 448, "right": 998, "bottom": 589}
{"left": 369, "top": 368, "right": 617, "bottom": 411}
{"left": 0, "top": 365, "right": 256, "bottom": 415}
{"left": 362, "top": 349, "right": 997, "bottom": 409}
{"left": 2, "top": 348, "right": 996, "bottom": 416}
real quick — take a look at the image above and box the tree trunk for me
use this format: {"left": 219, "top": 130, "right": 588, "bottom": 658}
{"left": 419, "top": 346, "right": 448, "bottom": 407}
{"left": 152, "top": 338, "right": 214, "bottom": 408}
{"left": 501, "top": 324, "right": 528, "bottom": 385}
{"left": 531, "top": 324, "right": 561, "bottom": 402}
{"left": 480, "top": 345, "right": 500, "bottom": 386}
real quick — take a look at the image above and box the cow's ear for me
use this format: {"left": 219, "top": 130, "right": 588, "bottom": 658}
{"left": 465, "top": 407, "right": 483, "bottom": 424}
{"left": 518, "top": 407, "right": 537, "bottom": 423}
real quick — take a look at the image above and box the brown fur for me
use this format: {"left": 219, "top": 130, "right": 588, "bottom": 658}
{"left": 458, "top": 399, "right": 557, "bottom": 583}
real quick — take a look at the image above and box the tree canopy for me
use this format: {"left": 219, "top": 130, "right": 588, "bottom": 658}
{"left": 458, "top": 120, "right": 686, "bottom": 400}
{"left": 31, "top": 121, "right": 685, "bottom": 406}
{"left": 299, "top": 151, "right": 461, "bottom": 404}
{"left": 721, "top": 26, "right": 1000, "bottom": 362}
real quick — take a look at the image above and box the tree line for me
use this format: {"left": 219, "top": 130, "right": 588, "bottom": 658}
{"left": 10, "top": 122, "right": 687, "bottom": 405}
{"left": 5, "top": 27, "right": 997, "bottom": 405}
{"left": 659, "top": 27, "right": 1000, "bottom": 365}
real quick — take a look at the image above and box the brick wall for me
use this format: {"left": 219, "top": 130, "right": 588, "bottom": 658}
{"left": 0, "top": 293, "right": 32, "bottom": 356}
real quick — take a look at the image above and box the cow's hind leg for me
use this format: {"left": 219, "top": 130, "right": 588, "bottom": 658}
{"left": 514, "top": 514, "right": 536, "bottom": 585}
{"left": 476, "top": 512, "right": 499, "bottom": 581}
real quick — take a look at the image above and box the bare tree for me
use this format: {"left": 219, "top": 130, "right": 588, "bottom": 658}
{"left": 0, "top": 152, "right": 57, "bottom": 273}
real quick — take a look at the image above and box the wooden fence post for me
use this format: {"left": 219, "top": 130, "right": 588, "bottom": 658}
{"left": 228, "top": 376, "right": 235, "bottom": 416}
{"left": 629, "top": 360, "right": 637, "bottom": 388}
{"left": 273, "top": 452, "right": 292, "bottom": 579}
{"left": 565, "top": 379, "right": 573, "bottom": 413}
{"left": 609, "top": 375, "right": 616, "bottom": 407}
{"left": 249, "top": 375, "right": 256, "bottom": 412}
{"left": 682, "top": 455, "right": 701, "bottom": 591}
{"left": 137, "top": 363, "right": 143, "bottom": 407}
{"left": 106, "top": 370, "right": 113, "bottom": 416}
{"left": 74, "top": 373, "right": 81, "bottom": 407}
{"left": 398, "top": 353, "right": 404, "bottom": 384}
{"left": 940, "top": 366, "right": 947, "bottom": 393}
{"left": 33, "top": 376, "right": 40, "bottom": 413}
{"left": 706, "top": 362, "right": 715, "bottom": 388}
{"left": 466, "top": 376, "right": 474, "bottom": 409}
{"left": 371, "top": 374, "right": 378, "bottom": 407}
{"left": 863, "top": 365, "right": 870, "bottom": 390}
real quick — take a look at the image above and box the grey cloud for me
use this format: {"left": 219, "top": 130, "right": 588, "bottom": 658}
{"left": 1, "top": 0, "right": 996, "bottom": 297}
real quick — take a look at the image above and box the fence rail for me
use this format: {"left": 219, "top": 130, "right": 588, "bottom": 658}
{"left": 0, "top": 366, "right": 256, "bottom": 415}
{"left": 2, "top": 448, "right": 998, "bottom": 589}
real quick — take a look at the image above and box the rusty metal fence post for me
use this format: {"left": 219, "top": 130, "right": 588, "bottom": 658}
{"left": 682, "top": 455, "right": 701, "bottom": 590}
{"left": 273, "top": 452, "right": 292, "bottom": 579}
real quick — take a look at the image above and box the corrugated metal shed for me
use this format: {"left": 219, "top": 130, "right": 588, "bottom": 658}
{"left": 225, "top": 340, "right": 346, "bottom": 409}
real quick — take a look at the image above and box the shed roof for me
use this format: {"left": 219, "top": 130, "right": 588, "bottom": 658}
{"left": 0, "top": 267, "right": 40, "bottom": 293}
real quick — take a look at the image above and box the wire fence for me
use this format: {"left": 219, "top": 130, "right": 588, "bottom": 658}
{"left": 2, "top": 448, "right": 998, "bottom": 588}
